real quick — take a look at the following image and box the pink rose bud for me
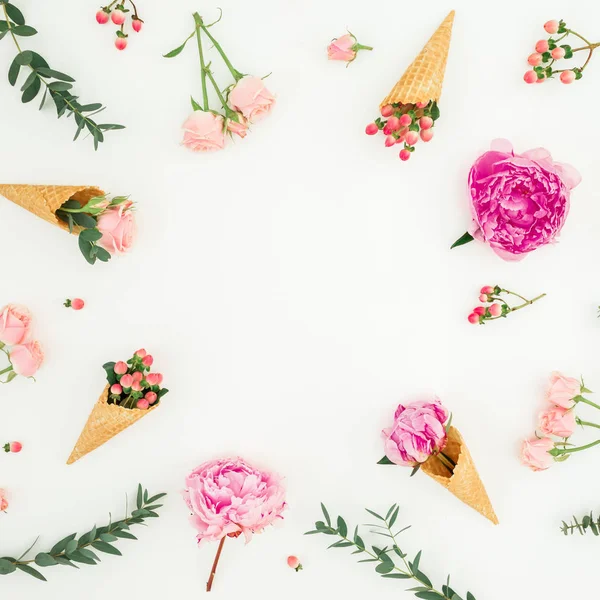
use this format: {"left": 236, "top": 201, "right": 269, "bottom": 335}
{"left": 132, "top": 371, "right": 143, "bottom": 382}
{"left": 135, "top": 348, "right": 147, "bottom": 358}
{"left": 399, "top": 149, "right": 411, "bottom": 161}
{"left": 544, "top": 20, "right": 559, "bottom": 34}
{"left": 551, "top": 47, "right": 565, "bottom": 60}
{"left": 327, "top": 33, "right": 357, "bottom": 62}
{"left": 415, "top": 101, "right": 429, "bottom": 109}
{"left": 111, "top": 8, "right": 126, "bottom": 24}
{"left": 96, "top": 9, "right": 109, "bottom": 24}
{"left": 399, "top": 114, "right": 412, "bottom": 127}
{"left": 110, "top": 383, "right": 123, "bottom": 395}
{"left": 560, "top": 70, "right": 575, "bottom": 84}
{"left": 419, "top": 116, "right": 433, "bottom": 130}
{"left": 115, "top": 37, "right": 128, "bottom": 51}
{"left": 538, "top": 405, "right": 576, "bottom": 438}
{"left": 136, "top": 399, "right": 149, "bottom": 410}
{"left": 227, "top": 116, "right": 248, "bottom": 139}
{"left": 385, "top": 135, "right": 396, "bottom": 147}
{"left": 405, "top": 131, "right": 419, "bottom": 146}
{"left": 473, "top": 306, "right": 486, "bottom": 316}
{"left": 546, "top": 372, "right": 581, "bottom": 408}
{"left": 120, "top": 374, "right": 133, "bottom": 388}
{"left": 527, "top": 53, "right": 543, "bottom": 66}
{"left": 380, "top": 105, "right": 394, "bottom": 117}
{"left": 488, "top": 303, "right": 502, "bottom": 317}
{"left": 142, "top": 355, "right": 154, "bottom": 367}
{"left": 480, "top": 286, "right": 494, "bottom": 295}
{"left": 535, "top": 40, "right": 549, "bottom": 53}
{"left": 365, "top": 123, "right": 379, "bottom": 135}
{"left": 386, "top": 116, "right": 401, "bottom": 131}
{"left": 114, "top": 361, "right": 128, "bottom": 375}
{"left": 145, "top": 391, "right": 158, "bottom": 404}
{"left": 467, "top": 313, "right": 480, "bottom": 324}
{"left": 287, "top": 556, "right": 303, "bottom": 571}
{"left": 521, "top": 437, "right": 554, "bottom": 471}
{"left": 523, "top": 70, "right": 538, "bottom": 84}
{"left": 4, "top": 441, "right": 22, "bottom": 453}
{"left": 132, "top": 17, "right": 143, "bottom": 32}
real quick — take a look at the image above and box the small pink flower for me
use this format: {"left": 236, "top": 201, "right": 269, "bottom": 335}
{"left": 65, "top": 298, "right": 85, "bottom": 310}
{"left": 111, "top": 9, "right": 126, "bottom": 25}
{"left": 132, "top": 17, "right": 143, "bottom": 32}
{"left": 546, "top": 372, "right": 581, "bottom": 408}
{"left": 544, "top": 20, "right": 560, "bottom": 34}
{"left": 0, "top": 489, "right": 8, "bottom": 512}
{"left": 115, "top": 37, "right": 128, "bottom": 51}
{"left": 97, "top": 202, "right": 136, "bottom": 255}
{"left": 114, "top": 361, "right": 128, "bottom": 375}
{"left": 0, "top": 304, "right": 32, "bottom": 345}
{"left": 182, "top": 111, "right": 226, "bottom": 152}
{"left": 142, "top": 355, "right": 154, "bottom": 367}
{"left": 327, "top": 34, "right": 356, "bottom": 62}
{"left": 96, "top": 9, "right": 109, "bottom": 24}
{"left": 228, "top": 76, "right": 276, "bottom": 123}
{"left": 384, "top": 135, "right": 396, "bottom": 147}
{"left": 120, "top": 374, "right": 134, "bottom": 388}
{"left": 387, "top": 116, "right": 401, "bottom": 131}
{"left": 521, "top": 437, "right": 555, "bottom": 471}
{"left": 287, "top": 556, "right": 302, "bottom": 571}
{"left": 9, "top": 341, "right": 44, "bottom": 377}
{"left": 528, "top": 53, "right": 543, "bottom": 66}
{"left": 226, "top": 115, "right": 249, "bottom": 139}
{"left": 365, "top": 123, "right": 378, "bottom": 135}
{"left": 415, "top": 102, "right": 429, "bottom": 109}
{"left": 4, "top": 441, "right": 22, "bottom": 453}
{"left": 478, "top": 294, "right": 488, "bottom": 302}
{"left": 110, "top": 383, "right": 123, "bottom": 395}
{"left": 560, "top": 70, "right": 575, "bottom": 84}
{"left": 538, "top": 406, "right": 576, "bottom": 438}
{"left": 145, "top": 391, "right": 157, "bottom": 404}
{"left": 535, "top": 40, "right": 549, "bottom": 53}
{"left": 136, "top": 399, "right": 149, "bottom": 410}
{"left": 488, "top": 303, "right": 502, "bottom": 317}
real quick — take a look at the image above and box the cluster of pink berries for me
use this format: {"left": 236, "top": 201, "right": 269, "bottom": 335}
{"left": 63, "top": 298, "right": 85, "bottom": 310}
{"left": 365, "top": 100, "right": 439, "bottom": 161}
{"left": 3, "top": 441, "right": 22, "bottom": 454}
{"left": 468, "top": 285, "right": 545, "bottom": 325}
{"left": 524, "top": 19, "right": 590, "bottom": 85}
{"left": 96, "top": 1, "right": 143, "bottom": 51}
{"left": 107, "top": 349, "right": 167, "bottom": 410}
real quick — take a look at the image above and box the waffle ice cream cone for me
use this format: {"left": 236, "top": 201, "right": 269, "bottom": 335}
{"left": 0, "top": 184, "right": 104, "bottom": 232}
{"left": 380, "top": 10, "right": 455, "bottom": 107}
{"left": 67, "top": 385, "right": 158, "bottom": 465}
{"left": 421, "top": 426, "right": 498, "bottom": 524}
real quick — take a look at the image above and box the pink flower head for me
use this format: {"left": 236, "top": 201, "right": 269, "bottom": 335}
{"left": 521, "top": 437, "right": 555, "bottom": 471}
{"left": 228, "top": 76, "right": 275, "bottom": 123}
{"left": 114, "top": 361, "right": 128, "bottom": 375}
{"left": 546, "top": 371, "right": 581, "bottom": 408}
{"left": 146, "top": 372, "right": 163, "bottom": 386}
{"left": 226, "top": 115, "right": 249, "bottom": 138}
{"left": 538, "top": 405, "right": 576, "bottom": 438}
{"left": 327, "top": 34, "right": 356, "bottom": 62}
{"left": 381, "top": 397, "right": 449, "bottom": 466}
{"left": 0, "top": 304, "right": 32, "bottom": 345}
{"left": 183, "top": 457, "right": 287, "bottom": 544}
{"left": 468, "top": 140, "right": 581, "bottom": 261}
{"left": 97, "top": 202, "right": 136, "bottom": 255}
{"left": 0, "top": 489, "right": 8, "bottom": 512}
{"left": 9, "top": 341, "right": 43, "bottom": 377}
{"left": 182, "top": 111, "right": 226, "bottom": 152}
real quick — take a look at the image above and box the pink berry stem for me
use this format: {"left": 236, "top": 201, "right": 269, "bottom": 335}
{"left": 485, "top": 293, "right": 546, "bottom": 320}
{"left": 127, "top": 0, "right": 140, "bottom": 18}
{"left": 206, "top": 536, "right": 226, "bottom": 592}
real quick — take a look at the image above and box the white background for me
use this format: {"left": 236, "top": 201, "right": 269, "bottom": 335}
{"left": 1, "top": 0, "right": 600, "bottom": 598}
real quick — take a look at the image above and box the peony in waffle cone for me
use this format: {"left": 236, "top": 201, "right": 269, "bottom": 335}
{"left": 0, "top": 184, "right": 104, "bottom": 233}
{"left": 380, "top": 10, "right": 455, "bottom": 107}
{"left": 421, "top": 426, "right": 498, "bottom": 524}
{"left": 67, "top": 385, "right": 158, "bottom": 465}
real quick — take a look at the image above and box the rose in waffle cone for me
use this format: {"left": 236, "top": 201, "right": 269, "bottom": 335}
{"left": 67, "top": 385, "right": 158, "bottom": 465}
{"left": 380, "top": 10, "right": 455, "bottom": 107}
{"left": 0, "top": 184, "right": 104, "bottom": 232}
{"left": 421, "top": 427, "right": 498, "bottom": 524}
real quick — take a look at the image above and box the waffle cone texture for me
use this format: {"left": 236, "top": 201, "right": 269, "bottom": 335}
{"left": 380, "top": 10, "right": 455, "bottom": 107}
{"left": 421, "top": 427, "right": 498, "bottom": 524}
{"left": 67, "top": 385, "right": 158, "bottom": 465}
{"left": 0, "top": 184, "right": 105, "bottom": 233}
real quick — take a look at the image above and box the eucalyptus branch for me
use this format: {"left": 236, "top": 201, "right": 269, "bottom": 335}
{"left": 306, "top": 503, "right": 477, "bottom": 600}
{"left": 0, "top": 485, "right": 165, "bottom": 581}
{"left": 561, "top": 511, "right": 600, "bottom": 536}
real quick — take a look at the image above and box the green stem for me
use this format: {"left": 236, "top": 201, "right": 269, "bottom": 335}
{"left": 0, "top": 365, "right": 13, "bottom": 376}
{"left": 353, "top": 44, "right": 373, "bottom": 51}
{"left": 576, "top": 418, "right": 600, "bottom": 430}
{"left": 204, "top": 66, "right": 228, "bottom": 112}
{"left": 198, "top": 19, "right": 244, "bottom": 81}
{"left": 575, "top": 395, "right": 600, "bottom": 411}
{"left": 509, "top": 293, "right": 546, "bottom": 313}
{"left": 435, "top": 451, "right": 455, "bottom": 474}
{"left": 553, "top": 438, "right": 600, "bottom": 456}
{"left": 192, "top": 14, "right": 209, "bottom": 111}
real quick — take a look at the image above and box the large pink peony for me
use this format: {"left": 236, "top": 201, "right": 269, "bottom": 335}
{"left": 183, "top": 457, "right": 286, "bottom": 545}
{"left": 382, "top": 397, "right": 449, "bottom": 466}
{"left": 0, "top": 304, "right": 32, "bottom": 345}
{"left": 468, "top": 139, "right": 581, "bottom": 261}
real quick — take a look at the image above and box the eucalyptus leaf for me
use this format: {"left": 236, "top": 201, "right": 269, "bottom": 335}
{"left": 0, "top": 558, "right": 16, "bottom": 574}
{"left": 91, "top": 542, "right": 121, "bottom": 556}
{"left": 36, "top": 67, "right": 75, "bottom": 82}
{"left": 21, "top": 76, "right": 40, "bottom": 103}
{"left": 20, "top": 70, "right": 38, "bottom": 92}
{"left": 12, "top": 24, "right": 37, "bottom": 36}
{"left": 8, "top": 57, "right": 20, "bottom": 86}
{"left": 5, "top": 4, "right": 25, "bottom": 25}
{"left": 15, "top": 50, "right": 32, "bottom": 65}
{"left": 34, "top": 553, "right": 58, "bottom": 567}
{"left": 48, "top": 81, "right": 73, "bottom": 92}
{"left": 375, "top": 561, "right": 394, "bottom": 574}
{"left": 16, "top": 564, "right": 46, "bottom": 581}
{"left": 49, "top": 533, "right": 76, "bottom": 555}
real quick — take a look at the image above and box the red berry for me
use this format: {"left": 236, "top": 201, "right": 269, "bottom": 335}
{"left": 132, "top": 18, "right": 142, "bottom": 33}
{"left": 111, "top": 9, "right": 126, "bottom": 25}
{"left": 380, "top": 105, "right": 394, "bottom": 117}
{"left": 365, "top": 123, "right": 378, "bottom": 135}
{"left": 523, "top": 70, "right": 538, "bottom": 84}
{"left": 399, "top": 149, "right": 411, "bottom": 161}
{"left": 115, "top": 37, "right": 128, "bottom": 51}
{"left": 71, "top": 298, "right": 85, "bottom": 310}
{"left": 96, "top": 9, "right": 109, "bottom": 24}
{"left": 467, "top": 313, "right": 480, "bottom": 324}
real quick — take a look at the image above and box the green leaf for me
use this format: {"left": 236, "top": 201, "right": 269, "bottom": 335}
{"left": 112, "top": 530, "right": 137, "bottom": 540}
{"left": 71, "top": 212, "right": 97, "bottom": 228}
{"left": 375, "top": 562, "right": 394, "bottom": 574}
{"left": 389, "top": 506, "right": 400, "bottom": 528}
{"left": 91, "top": 542, "right": 121, "bottom": 556}
{"left": 65, "top": 540, "right": 78, "bottom": 555}
{"left": 79, "top": 228, "right": 102, "bottom": 242}
{"left": 382, "top": 573, "right": 411, "bottom": 579}
{"left": 36, "top": 67, "right": 75, "bottom": 82}
{"left": 48, "top": 81, "right": 73, "bottom": 92}
{"left": 337, "top": 516, "right": 348, "bottom": 538}
{"left": 466, "top": 593, "right": 476, "bottom": 600}
{"left": 99, "top": 533, "right": 118, "bottom": 542}
{"left": 77, "top": 548, "right": 100, "bottom": 561}
{"left": 430, "top": 102, "right": 440, "bottom": 120}
{"left": 8, "top": 57, "right": 20, "bottom": 86}
{"left": 146, "top": 493, "right": 167, "bottom": 504}
{"left": 34, "top": 553, "right": 57, "bottom": 567}
{"left": 79, "top": 524, "right": 97, "bottom": 546}
{"left": 16, "top": 563, "right": 47, "bottom": 581}
{"left": 5, "top": 4, "right": 26, "bottom": 25}
{"left": 450, "top": 231, "right": 474, "bottom": 249}
{"left": 39, "top": 86, "right": 48, "bottom": 110}
{"left": 365, "top": 509, "right": 385, "bottom": 521}
{"left": 415, "top": 593, "right": 443, "bottom": 600}
{"left": 0, "top": 20, "right": 8, "bottom": 32}
{"left": 12, "top": 25, "right": 37, "bottom": 36}
{"left": 163, "top": 39, "right": 191, "bottom": 58}
{"left": 54, "top": 556, "right": 78, "bottom": 568}
{"left": 137, "top": 484, "right": 143, "bottom": 510}
{"left": 20, "top": 70, "right": 38, "bottom": 92}
{"left": 50, "top": 533, "right": 76, "bottom": 555}
{"left": 15, "top": 50, "right": 33, "bottom": 66}
{"left": 98, "top": 123, "right": 125, "bottom": 131}
{"left": 451, "top": 594, "right": 464, "bottom": 600}
{"left": 21, "top": 76, "right": 40, "bottom": 103}
{"left": 95, "top": 246, "right": 111, "bottom": 262}
{"left": 68, "top": 551, "right": 96, "bottom": 565}
{"left": 0, "top": 558, "right": 16, "bottom": 574}
{"left": 321, "top": 503, "right": 331, "bottom": 527}
{"left": 190, "top": 96, "right": 202, "bottom": 111}
{"left": 29, "top": 52, "right": 48, "bottom": 69}
{"left": 412, "top": 550, "right": 422, "bottom": 572}
{"left": 377, "top": 456, "right": 394, "bottom": 465}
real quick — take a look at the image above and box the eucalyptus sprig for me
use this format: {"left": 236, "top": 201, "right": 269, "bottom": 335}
{"left": 306, "top": 503, "right": 477, "bottom": 600}
{"left": 561, "top": 512, "right": 600, "bottom": 536}
{"left": 0, "top": 485, "right": 165, "bottom": 582}
{"left": 0, "top": 1, "right": 124, "bottom": 149}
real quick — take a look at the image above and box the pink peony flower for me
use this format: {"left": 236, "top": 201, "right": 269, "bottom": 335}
{"left": 183, "top": 457, "right": 286, "bottom": 545}
{"left": 521, "top": 437, "right": 555, "bottom": 471}
{"left": 9, "top": 341, "right": 44, "bottom": 377}
{"left": 327, "top": 34, "right": 357, "bottom": 62}
{"left": 382, "top": 397, "right": 449, "bottom": 466}
{"left": 546, "top": 371, "right": 581, "bottom": 409}
{"left": 468, "top": 139, "right": 581, "bottom": 261}
{"left": 97, "top": 202, "right": 136, "bottom": 255}
{"left": 0, "top": 489, "right": 8, "bottom": 512}
{"left": 0, "top": 304, "right": 32, "bottom": 345}
{"left": 228, "top": 76, "right": 275, "bottom": 123}
{"left": 182, "top": 111, "right": 226, "bottom": 152}
{"left": 538, "top": 405, "right": 576, "bottom": 438}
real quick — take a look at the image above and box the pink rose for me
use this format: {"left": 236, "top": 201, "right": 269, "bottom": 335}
{"left": 9, "top": 341, "right": 44, "bottom": 377}
{"left": 327, "top": 34, "right": 356, "bottom": 62}
{"left": 0, "top": 489, "right": 8, "bottom": 512}
{"left": 382, "top": 397, "right": 449, "bottom": 466}
{"left": 0, "top": 304, "right": 32, "bottom": 345}
{"left": 468, "top": 139, "right": 581, "bottom": 261}
{"left": 226, "top": 114, "right": 249, "bottom": 138}
{"left": 521, "top": 437, "right": 555, "bottom": 471}
{"left": 228, "top": 76, "right": 275, "bottom": 123}
{"left": 183, "top": 457, "right": 287, "bottom": 544}
{"left": 538, "top": 406, "right": 576, "bottom": 438}
{"left": 546, "top": 371, "right": 581, "bottom": 408}
{"left": 97, "top": 203, "right": 136, "bottom": 255}
{"left": 182, "top": 111, "right": 226, "bottom": 152}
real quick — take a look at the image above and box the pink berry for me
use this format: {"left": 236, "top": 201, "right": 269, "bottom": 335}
{"left": 489, "top": 303, "right": 502, "bottom": 317}
{"left": 135, "top": 348, "right": 147, "bottom": 358}
{"left": 380, "top": 104, "right": 394, "bottom": 117}
{"left": 365, "top": 123, "right": 378, "bottom": 135}
{"left": 560, "top": 70, "right": 575, "bottom": 84}
{"left": 419, "top": 116, "right": 433, "bottom": 130}
{"left": 480, "top": 286, "right": 494, "bottom": 295}
{"left": 523, "top": 70, "right": 538, "bottom": 84}
{"left": 415, "top": 101, "right": 429, "bottom": 108}
{"left": 115, "top": 37, "right": 128, "bottom": 51}
{"left": 473, "top": 306, "right": 486, "bottom": 316}
{"left": 420, "top": 129, "right": 433, "bottom": 142}
{"left": 551, "top": 47, "right": 565, "bottom": 60}
{"left": 399, "top": 149, "right": 411, "bottom": 161}
{"left": 142, "top": 355, "right": 154, "bottom": 367}
{"left": 114, "top": 361, "right": 128, "bottom": 375}
{"left": 535, "top": 76, "right": 546, "bottom": 84}
{"left": 145, "top": 391, "right": 158, "bottom": 404}
{"left": 71, "top": 298, "right": 85, "bottom": 310}
{"left": 287, "top": 556, "right": 302, "bottom": 571}
{"left": 399, "top": 114, "right": 412, "bottom": 127}
{"left": 527, "top": 53, "right": 543, "bottom": 66}
{"left": 110, "top": 383, "right": 123, "bottom": 395}
{"left": 405, "top": 131, "right": 419, "bottom": 145}
{"left": 387, "top": 116, "right": 401, "bottom": 131}
{"left": 132, "top": 371, "right": 143, "bottom": 382}
{"left": 535, "top": 40, "right": 549, "bottom": 53}
{"left": 120, "top": 374, "right": 133, "bottom": 388}
{"left": 131, "top": 380, "right": 142, "bottom": 392}
{"left": 544, "top": 20, "right": 559, "bottom": 34}
{"left": 382, "top": 125, "right": 392, "bottom": 135}
{"left": 132, "top": 18, "right": 142, "bottom": 32}
{"left": 9, "top": 442, "right": 22, "bottom": 453}
{"left": 467, "top": 313, "right": 480, "bottom": 324}
{"left": 96, "top": 9, "right": 110, "bottom": 24}
{"left": 478, "top": 294, "right": 488, "bottom": 302}
{"left": 111, "top": 9, "right": 126, "bottom": 25}
{"left": 385, "top": 135, "right": 396, "bottom": 147}
{"left": 136, "top": 399, "right": 149, "bottom": 410}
